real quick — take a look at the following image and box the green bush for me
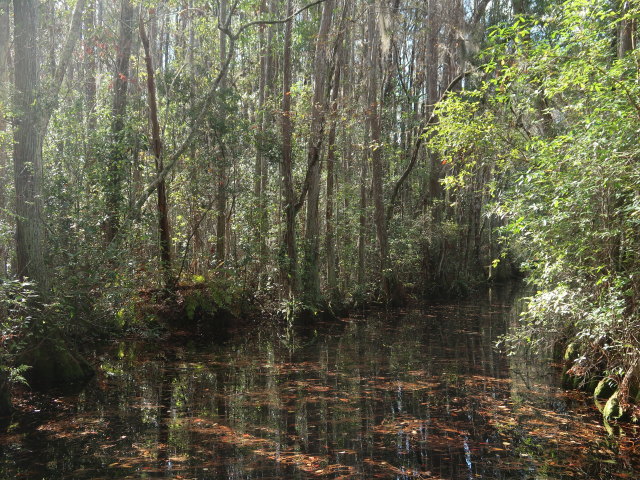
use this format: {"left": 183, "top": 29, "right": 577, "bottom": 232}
{"left": 431, "top": 0, "right": 640, "bottom": 415}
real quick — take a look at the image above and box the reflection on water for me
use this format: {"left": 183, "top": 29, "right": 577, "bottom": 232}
{"left": 1, "top": 289, "right": 639, "bottom": 479}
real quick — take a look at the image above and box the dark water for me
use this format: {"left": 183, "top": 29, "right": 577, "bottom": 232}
{"left": 1, "top": 290, "right": 639, "bottom": 479}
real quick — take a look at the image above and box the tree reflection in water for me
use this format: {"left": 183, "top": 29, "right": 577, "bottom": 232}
{"left": 1, "top": 289, "right": 639, "bottom": 479}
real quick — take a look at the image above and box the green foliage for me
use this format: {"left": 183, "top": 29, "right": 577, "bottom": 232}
{"left": 181, "top": 272, "right": 242, "bottom": 323}
{"left": 0, "top": 280, "right": 37, "bottom": 388}
{"left": 0, "top": 279, "right": 97, "bottom": 390}
{"left": 432, "top": 0, "right": 640, "bottom": 394}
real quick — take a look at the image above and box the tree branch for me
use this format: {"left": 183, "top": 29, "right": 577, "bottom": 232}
{"left": 294, "top": 147, "right": 320, "bottom": 214}
{"left": 469, "top": 0, "right": 491, "bottom": 27}
{"left": 232, "top": 0, "right": 327, "bottom": 39}
{"left": 386, "top": 69, "right": 476, "bottom": 221}
{"left": 134, "top": 0, "right": 328, "bottom": 214}
{"left": 42, "top": 0, "right": 86, "bottom": 133}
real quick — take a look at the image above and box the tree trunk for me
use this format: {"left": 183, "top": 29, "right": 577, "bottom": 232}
{"left": 0, "top": 0, "right": 10, "bottom": 276}
{"left": 255, "top": 0, "right": 277, "bottom": 276}
{"left": 84, "top": 0, "right": 97, "bottom": 138}
{"left": 618, "top": 0, "right": 634, "bottom": 58}
{"left": 357, "top": 144, "right": 368, "bottom": 287}
{"left": 426, "top": 0, "right": 441, "bottom": 215}
{"left": 215, "top": 0, "right": 228, "bottom": 266}
{"left": 254, "top": 0, "right": 269, "bottom": 274}
{"left": 106, "top": 0, "right": 134, "bottom": 244}
{"left": 281, "top": 0, "right": 297, "bottom": 297}
{"left": 12, "top": 0, "right": 85, "bottom": 287}
{"left": 140, "top": 17, "right": 173, "bottom": 287}
{"left": 367, "top": 1, "right": 392, "bottom": 299}
{"left": 13, "top": 0, "right": 46, "bottom": 289}
{"left": 357, "top": 19, "right": 368, "bottom": 288}
{"left": 443, "top": 0, "right": 462, "bottom": 86}
{"left": 302, "top": 0, "right": 334, "bottom": 305}
{"left": 512, "top": 0, "right": 527, "bottom": 15}
{"left": 325, "top": 54, "right": 341, "bottom": 301}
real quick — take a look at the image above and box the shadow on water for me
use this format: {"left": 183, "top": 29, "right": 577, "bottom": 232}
{"left": 1, "top": 286, "right": 640, "bottom": 479}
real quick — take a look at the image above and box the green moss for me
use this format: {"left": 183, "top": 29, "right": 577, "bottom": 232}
{"left": 602, "top": 390, "right": 624, "bottom": 422}
{"left": 563, "top": 343, "right": 578, "bottom": 362}
{"left": 594, "top": 378, "right": 616, "bottom": 400}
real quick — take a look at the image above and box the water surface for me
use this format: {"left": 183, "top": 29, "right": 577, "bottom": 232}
{"left": 1, "top": 291, "right": 639, "bottom": 479}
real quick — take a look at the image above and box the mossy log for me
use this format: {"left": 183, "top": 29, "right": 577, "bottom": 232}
{"left": 19, "top": 339, "right": 93, "bottom": 390}
{"left": 594, "top": 377, "right": 617, "bottom": 400}
{"left": 596, "top": 364, "right": 640, "bottom": 422}
{"left": 563, "top": 343, "right": 578, "bottom": 362}
{"left": 594, "top": 377, "right": 617, "bottom": 414}
{"left": 561, "top": 344, "right": 640, "bottom": 423}
{"left": 602, "top": 390, "right": 624, "bottom": 422}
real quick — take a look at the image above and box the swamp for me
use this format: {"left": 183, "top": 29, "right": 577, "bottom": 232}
{"left": 2, "top": 289, "right": 640, "bottom": 479}
{"left": 1, "top": 0, "right": 640, "bottom": 478}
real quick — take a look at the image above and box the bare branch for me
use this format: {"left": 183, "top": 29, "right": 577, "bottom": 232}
{"left": 386, "top": 69, "right": 477, "bottom": 221}
{"left": 42, "top": 0, "right": 86, "bottom": 133}
{"left": 233, "top": 0, "right": 327, "bottom": 39}
{"left": 134, "top": 0, "right": 328, "bottom": 214}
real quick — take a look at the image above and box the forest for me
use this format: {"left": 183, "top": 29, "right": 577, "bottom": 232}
{"left": 1, "top": 0, "right": 640, "bottom": 477}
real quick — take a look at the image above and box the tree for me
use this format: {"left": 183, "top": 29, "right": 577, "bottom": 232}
{"left": 280, "top": 0, "right": 296, "bottom": 297}
{"left": 13, "top": 0, "right": 46, "bottom": 288}
{"left": 105, "top": 0, "right": 134, "bottom": 244}
{"left": 325, "top": 27, "right": 344, "bottom": 301}
{"left": 618, "top": 0, "right": 635, "bottom": 58}
{"left": 83, "top": 0, "right": 97, "bottom": 149}
{"left": 431, "top": 0, "right": 640, "bottom": 418}
{"left": 215, "top": 0, "right": 229, "bottom": 265}
{"left": 0, "top": 0, "right": 9, "bottom": 418}
{"left": 302, "top": 0, "right": 335, "bottom": 306}
{"left": 253, "top": 0, "right": 275, "bottom": 278}
{"left": 367, "top": 0, "right": 394, "bottom": 301}
{"left": 140, "top": 15, "right": 173, "bottom": 286}
{"left": 0, "top": 0, "right": 10, "bottom": 276}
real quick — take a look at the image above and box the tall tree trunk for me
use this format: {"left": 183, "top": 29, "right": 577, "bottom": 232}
{"left": 13, "top": 0, "right": 46, "bottom": 289}
{"left": 325, "top": 54, "right": 341, "bottom": 301}
{"left": 302, "top": 0, "right": 334, "bottom": 305}
{"left": 281, "top": 0, "right": 297, "bottom": 297}
{"left": 443, "top": 0, "right": 462, "bottom": 86}
{"left": 216, "top": 0, "right": 228, "bottom": 265}
{"left": 618, "top": 0, "right": 634, "bottom": 58}
{"left": 357, "top": 19, "right": 368, "bottom": 288}
{"left": 426, "top": 0, "right": 441, "bottom": 215}
{"left": 11, "top": 0, "right": 84, "bottom": 286}
{"left": 254, "top": 0, "right": 273, "bottom": 276}
{"left": 84, "top": 0, "right": 97, "bottom": 138}
{"left": 357, "top": 141, "right": 368, "bottom": 287}
{"left": 0, "top": 1, "right": 9, "bottom": 407}
{"left": 254, "top": 0, "right": 267, "bottom": 264}
{"left": 106, "top": 0, "right": 134, "bottom": 244}
{"left": 149, "top": 5, "right": 160, "bottom": 72}
{"left": 140, "top": 17, "right": 173, "bottom": 287}
{"left": 367, "top": 1, "right": 392, "bottom": 300}
{"left": 0, "top": 0, "right": 10, "bottom": 276}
